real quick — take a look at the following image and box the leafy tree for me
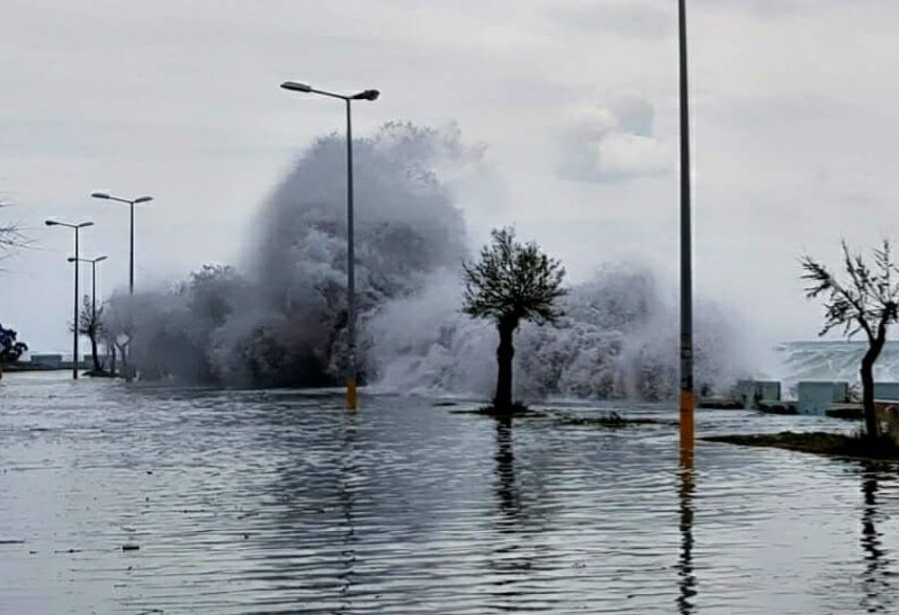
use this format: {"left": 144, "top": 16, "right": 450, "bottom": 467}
{"left": 800, "top": 240, "right": 899, "bottom": 438}
{"left": 0, "top": 323, "right": 28, "bottom": 364}
{"left": 463, "top": 227, "right": 566, "bottom": 413}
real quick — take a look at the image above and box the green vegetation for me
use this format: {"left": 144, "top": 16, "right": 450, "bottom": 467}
{"left": 0, "top": 323, "right": 27, "bottom": 365}
{"left": 705, "top": 431, "right": 899, "bottom": 461}
{"left": 462, "top": 227, "right": 566, "bottom": 415}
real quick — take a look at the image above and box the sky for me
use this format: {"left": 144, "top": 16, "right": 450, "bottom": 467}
{"left": 3, "top": 0, "right": 899, "bottom": 353}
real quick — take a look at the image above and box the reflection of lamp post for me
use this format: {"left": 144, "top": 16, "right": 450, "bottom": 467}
{"left": 677, "top": 466, "right": 697, "bottom": 615}
{"left": 280, "top": 80, "right": 380, "bottom": 411}
{"left": 678, "top": 0, "right": 695, "bottom": 464}
{"left": 90, "top": 192, "right": 152, "bottom": 295}
{"left": 46, "top": 219, "right": 94, "bottom": 379}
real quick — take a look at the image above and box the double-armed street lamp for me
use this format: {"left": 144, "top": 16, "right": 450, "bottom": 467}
{"left": 45, "top": 219, "right": 94, "bottom": 379}
{"left": 67, "top": 255, "right": 108, "bottom": 323}
{"left": 280, "top": 80, "right": 380, "bottom": 411}
{"left": 89, "top": 192, "right": 152, "bottom": 295}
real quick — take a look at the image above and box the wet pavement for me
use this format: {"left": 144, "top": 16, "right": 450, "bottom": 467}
{"left": 1, "top": 371, "right": 896, "bottom": 614}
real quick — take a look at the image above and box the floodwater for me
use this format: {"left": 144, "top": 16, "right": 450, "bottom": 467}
{"left": 1, "top": 372, "right": 897, "bottom": 614}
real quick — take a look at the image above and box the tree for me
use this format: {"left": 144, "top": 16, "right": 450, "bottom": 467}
{"left": 800, "top": 240, "right": 899, "bottom": 439}
{"left": 0, "top": 323, "right": 28, "bottom": 364}
{"left": 463, "top": 227, "right": 566, "bottom": 413}
{"left": 75, "top": 294, "right": 105, "bottom": 373}
{"left": 1, "top": 201, "right": 29, "bottom": 263}
{"left": 100, "top": 293, "right": 134, "bottom": 379}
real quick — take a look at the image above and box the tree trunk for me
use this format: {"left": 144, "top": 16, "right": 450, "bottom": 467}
{"left": 493, "top": 316, "right": 517, "bottom": 414}
{"left": 89, "top": 326, "right": 101, "bottom": 373}
{"left": 109, "top": 345, "right": 117, "bottom": 376}
{"left": 861, "top": 330, "right": 886, "bottom": 439}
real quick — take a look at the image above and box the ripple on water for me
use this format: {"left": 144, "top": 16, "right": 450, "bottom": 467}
{"left": 0, "top": 372, "right": 896, "bottom": 614}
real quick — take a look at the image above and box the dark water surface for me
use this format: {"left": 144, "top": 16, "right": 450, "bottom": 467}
{"left": 1, "top": 372, "right": 897, "bottom": 614}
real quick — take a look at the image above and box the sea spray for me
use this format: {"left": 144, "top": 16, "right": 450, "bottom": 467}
{"left": 108, "top": 122, "right": 752, "bottom": 397}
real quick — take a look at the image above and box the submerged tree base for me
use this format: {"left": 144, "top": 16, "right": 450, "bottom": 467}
{"left": 704, "top": 431, "right": 899, "bottom": 461}
{"left": 450, "top": 402, "right": 544, "bottom": 418}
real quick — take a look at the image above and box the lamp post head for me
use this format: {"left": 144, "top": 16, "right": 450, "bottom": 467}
{"left": 78, "top": 221, "right": 94, "bottom": 229}
{"left": 91, "top": 192, "right": 110, "bottom": 200}
{"left": 67, "top": 257, "right": 77, "bottom": 263}
{"left": 134, "top": 196, "right": 153, "bottom": 204}
{"left": 95, "top": 255, "right": 109, "bottom": 263}
{"left": 351, "top": 89, "right": 380, "bottom": 101}
{"left": 281, "top": 81, "right": 313, "bottom": 93}
{"left": 45, "top": 220, "right": 59, "bottom": 226}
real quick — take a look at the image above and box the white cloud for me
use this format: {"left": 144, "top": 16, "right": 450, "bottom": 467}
{"left": 557, "top": 95, "right": 672, "bottom": 181}
{"left": 596, "top": 132, "right": 671, "bottom": 178}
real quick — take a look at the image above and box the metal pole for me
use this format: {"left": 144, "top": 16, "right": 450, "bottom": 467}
{"left": 345, "top": 98, "right": 358, "bottom": 411}
{"left": 73, "top": 228, "right": 80, "bottom": 380}
{"left": 678, "top": 0, "right": 695, "bottom": 463}
{"left": 129, "top": 200, "right": 135, "bottom": 295}
{"left": 91, "top": 260, "right": 97, "bottom": 322}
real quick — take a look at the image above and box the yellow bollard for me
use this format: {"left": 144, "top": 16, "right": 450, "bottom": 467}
{"left": 680, "top": 389, "right": 695, "bottom": 467}
{"left": 346, "top": 376, "right": 358, "bottom": 412}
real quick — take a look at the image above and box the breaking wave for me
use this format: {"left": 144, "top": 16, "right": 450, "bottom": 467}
{"left": 110, "top": 122, "right": 752, "bottom": 399}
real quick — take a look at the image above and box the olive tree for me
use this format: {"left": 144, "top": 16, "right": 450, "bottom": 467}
{"left": 462, "top": 227, "right": 566, "bottom": 413}
{"left": 800, "top": 240, "right": 899, "bottom": 439}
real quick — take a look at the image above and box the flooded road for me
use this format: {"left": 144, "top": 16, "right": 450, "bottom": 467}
{"left": 1, "top": 371, "right": 896, "bottom": 614}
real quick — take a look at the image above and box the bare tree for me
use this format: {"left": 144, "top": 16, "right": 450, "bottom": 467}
{"left": 800, "top": 240, "right": 899, "bottom": 439}
{"left": 75, "top": 294, "right": 105, "bottom": 373}
{"left": 0, "top": 201, "right": 29, "bottom": 262}
{"left": 463, "top": 227, "right": 566, "bottom": 414}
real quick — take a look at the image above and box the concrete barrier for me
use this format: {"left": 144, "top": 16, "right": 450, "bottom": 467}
{"left": 735, "top": 380, "right": 782, "bottom": 409}
{"left": 798, "top": 381, "right": 849, "bottom": 415}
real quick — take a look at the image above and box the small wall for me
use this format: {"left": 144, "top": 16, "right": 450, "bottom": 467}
{"left": 798, "top": 381, "right": 849, "bottom": 415}
{"left": 873, "top": 382, "right": 899, "bottom": 401}
{"left": 735, "top": 380, "right": 782, "bottom": 409}
{"left": 30, "top": 354, "right": 63, "bottom": 368}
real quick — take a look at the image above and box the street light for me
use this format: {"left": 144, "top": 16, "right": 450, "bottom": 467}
{"left": 68, "top": 255, "right": 107, "bottom": 373}
{"left": 678, "top": 0, "right": 695, "bottom": 466}
{"left": 46, "top": 219, "right": 94, "bottom": 379}
{"left": 67, "top": 255, "right": 108, "bottom": 324}
{"left": 280, "top": 80, "right": 380, "bottom": 411}
{"left": 90, "top": 192, "right": 153, "bottom": 295}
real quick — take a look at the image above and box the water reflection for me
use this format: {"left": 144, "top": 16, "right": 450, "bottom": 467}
{"left": 493, "top": 417, "right": 521, "bottom": 524}
{"left": 338, "top": 415, "right": 358, "bottom": 611}
{"left": 860, "top": 464, "right": 893, "bottom": 613}
{"left": 677, "top": 462, "right": 697, "bottom": 615}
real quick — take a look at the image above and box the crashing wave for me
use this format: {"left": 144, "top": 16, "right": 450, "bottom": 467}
{"left": 109, "top": 122, "right": 752, "bottom": 398}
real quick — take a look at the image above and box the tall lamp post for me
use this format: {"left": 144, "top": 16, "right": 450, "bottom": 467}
{"left": 678, "top": 0, "right": 695, "bottom": 465}
{"left": 89, "top": 192, "right": 152, "bottom": 295}
{"left": 46, "top": 219, "right": 94, "bottom": 379}
{"left": 280, "top": 80, "right": 380, "bottom": 412}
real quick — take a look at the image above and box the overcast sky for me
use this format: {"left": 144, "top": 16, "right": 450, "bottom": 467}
{"left": 3, "top": 0, "right": 899, "bottom": 353}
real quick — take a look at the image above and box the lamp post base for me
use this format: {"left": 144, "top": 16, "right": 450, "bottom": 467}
{"left": 347, "top": 376, "right": 358, "bottom": 412}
